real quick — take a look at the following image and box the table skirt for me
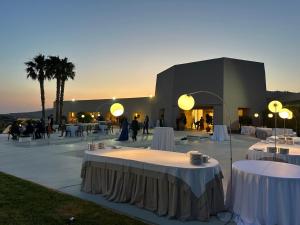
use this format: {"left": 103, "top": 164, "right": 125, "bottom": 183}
{"left": 81, "top": 161, "right": 225, "bottom": 221}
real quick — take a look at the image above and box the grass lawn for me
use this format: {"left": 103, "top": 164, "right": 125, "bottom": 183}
{"left": 0, "top": 172, "right": 148, "bottom": 225}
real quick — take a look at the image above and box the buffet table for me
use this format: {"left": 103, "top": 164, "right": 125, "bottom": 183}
{"left": 247, "top": 141, "right": 300, "bottom": 165}
{"left": 226, "top": 160, "right": 300, "bottom": 225}
{"left": 81, "top": 148, "right": 225, "bottom": 221}
{"left": 151, "top": 127, "right": 175, "bottom": 151}
{"left": 211, "top": 125, "right": 229, "bottom": 141}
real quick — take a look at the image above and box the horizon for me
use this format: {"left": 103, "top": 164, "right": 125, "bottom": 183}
{"left": 1, "top": 0, "right": 300, "bottom": 114}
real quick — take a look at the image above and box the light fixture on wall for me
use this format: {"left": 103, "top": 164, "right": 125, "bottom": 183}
{"left": 110, "top": 103, "right": 124, "bottom": 117}
{"left": 81, "top": 114, "right": 85, "bottom": 118}
{"left": 268, "top": 100, "right": 283, "bottom": 148}
{"left": 254, "top": 113, "right": 259, "bottom": 118}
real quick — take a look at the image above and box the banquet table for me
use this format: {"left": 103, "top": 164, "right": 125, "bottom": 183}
{"left": 81, "top": 148, "right": 225, "bottom": 221}
{"left": 66, "top": 125, "right": 78, "bottom": 137}
{"left": 211, "top": 125, "right": 229, "bottom": 141}
{"left": 255, "top": 127, "right": 272, "bottom": 139}
{"left": 266, "top": 135, "right": 300, "bottom": 145}
{"left": 247, "top": 141, "right": 300, "bottom": 165}
{"left": 151, "top": 127, "right": 175, "bottom": 151}
{"left": 226, "top": 160, "right": 300, "bottom": 225}
{"left": 240, "top": 126, "right": 256, "bottom": 136}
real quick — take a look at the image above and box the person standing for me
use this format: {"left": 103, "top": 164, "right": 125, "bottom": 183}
{"left": 200, "top": 117, "right": 204, "bottom": 130}
{"left": 131, "top": 116, "right": 139, "bottom": 141}
{"left": 118, "top": 118, "right": 129, "bottom": 141}
{"left": 143, "top": 115, "right": 149, "bottom": 134}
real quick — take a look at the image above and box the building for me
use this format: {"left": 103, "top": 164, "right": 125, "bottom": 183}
{"left": 60, "top": 57, "right": 267, "bottom": 130}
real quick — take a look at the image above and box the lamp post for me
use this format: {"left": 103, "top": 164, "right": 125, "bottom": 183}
{"left": 268, "top": 100, "right": 283, "bottom": 148}
{"left": 177, "top": 90, "right": 233, "bottom": 209}
{"left": 279, "top": 108, "right": 290, "bottom": 137}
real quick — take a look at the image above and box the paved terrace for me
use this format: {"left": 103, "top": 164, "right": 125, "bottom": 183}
{"left": 0, "top": 130, "right": 259, "bottom": 225}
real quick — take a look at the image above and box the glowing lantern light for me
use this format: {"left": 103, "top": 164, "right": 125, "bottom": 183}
{"left": 254, "top": 113, "right": 259, "bottom": 118}
{"left": 178, "top": 94, "right": 195, "bottom": 111}
{"left": 268, "top": 113, "right": 273, "bottom": 118}
{"left": 81, "top": 114, "right": 85, "bottom": 118}
{"left": 287, "top": 109, "right": 293, "bottom": 120}
{"left": 110, "top": 103, "right": 124, "bottom": 117}
{"left": 279, "top": 108, "right": 289, "bottom": 119}
{"left": 268, "top": 100, "right": 282, "bottom": 113}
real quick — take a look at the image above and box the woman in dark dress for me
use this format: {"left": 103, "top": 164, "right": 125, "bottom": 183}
{"left": 118, "top": 118, "right": 129, "bottom": 141}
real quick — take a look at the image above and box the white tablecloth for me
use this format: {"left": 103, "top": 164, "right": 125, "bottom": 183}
{"left": 83, "top": 148, "right": 222, "bottom": 198}
{"left": 226, "top": 160, "right": 300, "bottom": 225}
{"left": 255, "top": 127, "right": 272, "bottom": 139}
{"left": 247, "top": 141, "right": 300, "bottom": 165}
{"left": 267, "top": 136, "right": 300, "bottom": 145}
{"left": 151, "top": 127, "right": 175, "bottom": 151}
{"left": 66, "top": 125, "right": 78, "bottom": 136}
{"left": 272, "top": 128, "right": 296, "bottom": 136}
{"left": 211, "top": 125, "right": 229, "bottom": 141}
{"left": 241, "top": 126, "right": 256, "bottom": 136}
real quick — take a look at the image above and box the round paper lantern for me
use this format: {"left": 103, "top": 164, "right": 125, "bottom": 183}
{"left": 110, "top": 103, "right": 124, "bottom": 117}
{"left": 268, "top": 100, "right": 282, "bottom": 113}
{"left": 254, "top": 113, "right": 259, "bottom": 118}
{"left": 279, "top": 108, "right": 289, "bottom": 119}
{"left": 177, "top": 94, "right": 195, "bottom": 111}
{"left": 268, "top": 113, "right": 273, "bottom": 118}
{"left": 287, "top": 109, "right": 293, "bottom": 120}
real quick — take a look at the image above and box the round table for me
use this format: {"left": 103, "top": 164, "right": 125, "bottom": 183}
{"left": 66, "top": 125, "right": 79, "bottom": 137}
{"left": 226, "top": 160, "right": 300, "bottom": 225}
{"left": 211, "top": 125, "right": 229, "bottom": 141}
{"left": 240, "top": 126, "right": 256, "bottom": 136}
{"left": 150, "top": 127, "right": 175, "bottom": 151}
{"left": 247, "top": 141, "right": 300, "bottom": 166}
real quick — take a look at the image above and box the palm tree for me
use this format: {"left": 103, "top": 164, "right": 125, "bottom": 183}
{"left": 25, "top": 54, "right": 50, "bottom": 123}
{"left": 46, "top": 56, "right": 62, "bottom": 123}
{"left": 59, "top": 58, "right": 75, "bottom": 123}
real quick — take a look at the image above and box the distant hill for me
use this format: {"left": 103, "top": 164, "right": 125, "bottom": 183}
{"left": 7, "top": 108, "right": 54, "bottom": 120}
{"left": 267, "top": 91, "right": 300, "bottom": 104}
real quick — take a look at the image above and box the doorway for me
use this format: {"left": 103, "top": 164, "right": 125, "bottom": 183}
{"left": 184, "top": 108, "right": 214, "bottom": 130}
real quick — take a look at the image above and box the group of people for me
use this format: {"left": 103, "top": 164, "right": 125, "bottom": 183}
{"left": 8, "top": 114, "right": 58, "bottom": 140}
{"left": 9, "top": 119, "right": 46, "bottom": 140}
{"left": 118, "top": 115, "right": 149, "bottom": 141}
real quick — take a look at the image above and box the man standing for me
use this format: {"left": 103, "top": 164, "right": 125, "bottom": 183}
{"left": 143, "top": 115, "right": 149, "bottom": 134}
{"left": 131, "top": 116, "right": 139, "bottom": 141}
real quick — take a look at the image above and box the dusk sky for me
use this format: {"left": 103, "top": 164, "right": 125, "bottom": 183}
{"left": 0, "top": 0, "right": 299, "bottom": 114}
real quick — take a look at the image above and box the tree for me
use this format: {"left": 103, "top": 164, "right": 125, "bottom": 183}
{"left": 59, "top": 58, "right": 75, "bottom": 123}
{"left": 25, "top": 54, "right": 50, "bottom": 123}
{"left": 46, "top": 56, "right": 62, "bottom": 123}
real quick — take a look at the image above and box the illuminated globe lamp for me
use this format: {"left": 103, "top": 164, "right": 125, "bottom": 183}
{"left": 279, "top": 108, "right": 290, "bottom": 137}
{"left": 268, "top": 113, "right": 273, "bottom": 118}
{"left": 268, "top": 100, "right": 283, "bottom": 148}
{"left": 110, "top": 103, "right": 124, "bottom": 117}
{"left": 254, "top": 113, "right": 259, "bottom": 118}
{"left": 177, "top": 94, "right": 195, "bottom": 111}
{"left": 287, "top": 109, "right": 293, "bottom": 120}
{"left": 81, "top": 114, "right": 85, "bottom": 118}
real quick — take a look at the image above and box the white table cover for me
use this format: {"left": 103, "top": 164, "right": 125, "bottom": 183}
{"left": 272, "top": 128, "right": 296, "bottom": 136}
{"left": 151, "top": 127, "right": 175, "bottom": 151}
{"left": 247, "top": 141, "right": 300, "bottom": 165}
{"left": 211, "top": 125, "right": 229, "bottom": 141}
{"left": 83, "top": 148, "right": 222, "bottom": 198}
{"left": 66, "top": 125, "right": 78, "bottom": 136}
{"left": 255, "top": 127, "right": 272, "bottom": 139}
{"left": 241, "top": 126, "right": 256, "bottom": 136}
{"left": 226, "top": 160, "right": 300, "bottom": 225}
{"left": 266, "top": 136, "right": 300, "bottom": 145}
